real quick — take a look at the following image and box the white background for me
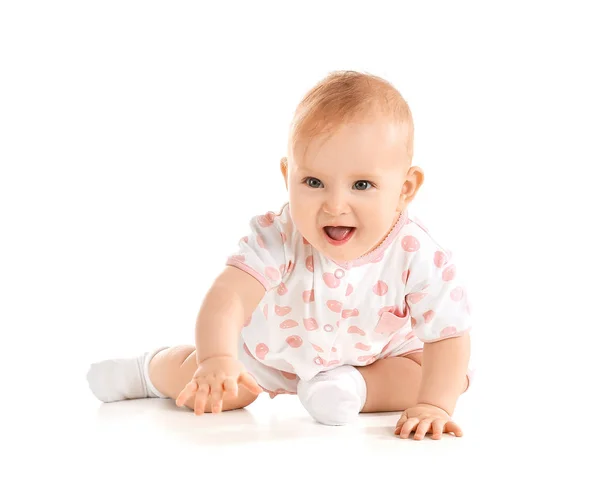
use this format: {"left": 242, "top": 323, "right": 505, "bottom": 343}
{"left": 1, "top": 1, "right": 599, "bottom": 500}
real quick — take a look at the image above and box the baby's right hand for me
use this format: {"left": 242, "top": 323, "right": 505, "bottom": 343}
{"left": 175, "top": 356, "right": 262, "bottom": 415}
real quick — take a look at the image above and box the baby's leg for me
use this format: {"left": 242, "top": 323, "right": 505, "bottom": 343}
{"left": 148, "top": 346, "right": 259, "bottom": 413}
{"left": 357, "top": 352, "right": 469, "bottom": 413}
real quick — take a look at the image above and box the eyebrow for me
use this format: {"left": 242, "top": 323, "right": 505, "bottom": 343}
{"left": 296, "top": 167, "right": 385, "bottom": 179}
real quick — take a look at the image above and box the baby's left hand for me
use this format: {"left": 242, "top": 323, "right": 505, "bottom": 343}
{"left": 395, "top": 403, "right": 463, "bottom": 440}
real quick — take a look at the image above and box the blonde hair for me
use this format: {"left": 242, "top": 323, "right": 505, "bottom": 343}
{"left": 288, "top": 70, "right": 414, "bottom": 163}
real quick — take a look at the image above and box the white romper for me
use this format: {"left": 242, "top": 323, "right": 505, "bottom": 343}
{"left": 226, "top": 203, "right": 472, "bottom": 398}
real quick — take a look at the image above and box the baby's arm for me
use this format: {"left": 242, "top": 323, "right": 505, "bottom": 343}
{"left": 194, "top": 265, "right": 266, "bottom": 364}
{"left": 418, "top": 332, "right": 470, "bottom": 415}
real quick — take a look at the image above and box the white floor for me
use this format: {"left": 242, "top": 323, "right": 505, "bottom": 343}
{"left": 5, "top": 363, "right": 592, "bottom": 502}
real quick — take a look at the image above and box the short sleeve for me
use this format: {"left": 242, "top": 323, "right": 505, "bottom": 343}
{"left": 404, "top": 240, "right": 472, "bottom": 343}
{"left": 225, "top": 209, "right": 291, "bottom": 292}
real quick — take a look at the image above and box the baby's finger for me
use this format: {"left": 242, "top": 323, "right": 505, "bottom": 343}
{"left": 223, "top": 377, "right": 239, "bottom": 397}
{"left": 193, "top": 382, "right": 210, "bottom": 416}
{"left": 394, "top": 413, "right": 409, "bottom": 434}
{"left": 414, "top": 419, "right": 433, "bottom": 441}
{"left": 399, "top": 417, "right": 420, "bottom": 439}
{"left": 239, "top": 372, "right": 263, "bottom": 395}
{"left": 444, "top": 420, "right": 463, "bottom": 437}
{"left": 176, "top": 380, "right": 198, "bottom": 407}
{"left": 431, "top": 419, "right": 445, "bottom": 440}
{"left": 210, "top": 385, "right": 224, "bottom": 413}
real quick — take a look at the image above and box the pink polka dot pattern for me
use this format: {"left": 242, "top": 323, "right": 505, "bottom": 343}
{"left": 334, "top": 269, "right": 345, "bottom": 279}
{"left": 450, "top": 287, "right": 463, "bottom": 301}
{"left": 311, "top": 343, "right": 324, "bottom": 353}
{"left": 442, "top": 265, "right": 456, "bottom": 282}
{"left": 303, "top": 318, "right": 318, "bottom": 331}
{"left": 402, "top": 270, "right": 410, "bottom": 284}
{"left": 407, "top": 292, "right": 427, "bottom": 304}
{"left": 286, "top": 335, "right": 303, "bottom": 348}
{"left": 265, "top": 267, "right": 280, "bottom": 281}
{"left": 441, "top": 326, "right": 457, "bottom": 337}
{"left": 326, "top": 300, "right": 342, "bottom": 313}
{"left": 401, "top": 235, "right": 420, "bottom": 252}
{"left": 305, "top": 255, "right": 314, "bottom": 272}
{"left": 255, "top": 343, "right": 269, "bottom": 360}
{"left": 314, "top": 356, "right": 324, "bottom": 365}
{"left": 434, "top": 251, "right": 448, "bottom": 268}
{"left": 263, "top": 304, "right": 268, "bottom": 319}
{"left": 342, "top": 308, "right": 359, "bottom": 318}
{"left": 373, "top": 281, "right": 388, "bottom": 296}
{"left": 280, "top": 370, "right": 297, "bottom": 380}
{"left": 277, "top": 283, "right": 288, "bottom": 295}
{"left": 257, "top": 213, "right": 275, "bottom": 227}
{"left": 280, "top": 232, "right": 287, "bottom": 244}
{"left": 257, "top": 235, "right": 266, "bottom": 249}
{"left": 275, "top": 305, "right": 292, "bottom": 316}
{"left": 346, "top": 284, "right": 353, "bottom": 296}
{"left": 323, "top": 272, "right": 340, "bottom": 288}
{"left": 280, "top": 319, "right": 298, "bottom": 329}
{"left": 302, "top": 289, "right": 315, "bottom": 303}
{"left": 355, "top": 342, "right": 371, "bottom": 351}
{"left": 348, "top": 326, "right": 365, "bottom": 335}
{"left": 244, "top": 315, "right": 252, "bottom": 327}
{"left": 324, "top": 324, "right": 334, "bottom": 332}
{"left": 423, "top": 310, "right": 435, "bottom": 323}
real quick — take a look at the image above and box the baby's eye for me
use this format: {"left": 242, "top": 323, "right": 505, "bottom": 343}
{"left": 353, "top": 180, "right": 372, "bottom": 190}
{"left": 305, "top": 177, "right": 323, "bottom": 188}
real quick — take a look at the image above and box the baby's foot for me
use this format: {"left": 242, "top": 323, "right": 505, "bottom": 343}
{"left": 297, "top": 365, "right": 367, "bottom": 426}
{"left": 86, "top": 347, "right": 167, "bottom": 402}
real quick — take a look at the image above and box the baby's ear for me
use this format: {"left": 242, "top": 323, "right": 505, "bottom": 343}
{"left": 280, "top": 157, "right": 289, "bottom": 189}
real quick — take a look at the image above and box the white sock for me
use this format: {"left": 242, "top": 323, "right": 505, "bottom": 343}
{"left": 297, "top": 365, "right": 367, "bottom": 426}
{"left": 86, "top": 347, "right": 168, "bottom": 402}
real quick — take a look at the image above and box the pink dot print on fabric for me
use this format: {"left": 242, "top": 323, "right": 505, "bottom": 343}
{"left": 303, "top": 318, "right": 319, "bottom": 330}
{"left": 306, "top": 255, "right": 314, "bottom": 272}
{"left": 314, "top": 356, "right": 324, "bottom": 365}
{"left": 323, "top": 272, "right": 341, "bottom": 288}
{"left": 280, "top": 319, "right": 298, "bottom": 329}
{"left": 257, "top": 235, "right": 266, "bottom": 249}
{"left": 401, "top": 235, "right": 420, "bottom": 252}
{"left": 411, "top": 317, "right": 417, "bottom": 328}
{"left": 441, "top": 326, "right": 458, "bottom": 337}
{"left": 325, "top": 360, "right": 340, "bottom": 367}
{"left": 434, "top": 251, "right": 448, "bottom": 268}
{"left": 280, "top": 232, "right": 287, "bottom": 244}
{"left": 442, "top": 265, "right": 456, "bottom": 282}
{"left": 286, "top": 335, "right": 303, "bottom": 348}
{"left": 302, "top": 289, "right": 315, "bottom": 303}
{"left": 275, "top": 305, "right": 292, "bottom": 316}
{"left": 355, "top": 342, "right": 371, "bottom": 351}
{"left": 342, "top": 309, "right": 359, "bottom": 318}
{"left": 281, "top": 370, "right": 297, "bottom": 380}
{"left": 243, "top": 315, "right": 252, "bottom": 327}
{"left": 263, "top": 304, "right": 268, "bottom": 319}
{"left": 373, "top": 281, "right": 388, "bottom": 296}
{"left": 402, "top": 270, "right": 410, "bottom": 284}
{"left": 346, "top": 284, "right": 353, "bottom": 296}
{"left": 357, "top": 355, "right": 377, "bottom": 364}
{"left": 312, "top": 343, "right": 324, "bottom": 353}
{"left": 277, "top": 283, "right": 288, "bottom": 295}
{"left": 324, "top": 324, "right": 334, "bottom": 332}
{"left": 407, "top": 292, "right": 427, "bottom": 304}
{"left": 450, "top": 287, "right": 464, "bottom": 301}
{"left": 255, "top": 343, "right": 269, "bottom": 360}
{"left": 348, "top": 326, "right": 365, "bottom": 335}
{"left": 327, "top": 300, "right": 343, "bottom": 313}
{"left": 265, "top": 267, "right": 280, "bottom": 281}
{"left": 334, "top": 269, "right": 345, "bottom": 279}
{"left": 241, "top": 236, "right": 249, "bottom": 244}
{"left": 257, "top": 213, "right": 275, "bottom": 227}
{"left": 423, "top": 310, "right": 435, "bottom": 323}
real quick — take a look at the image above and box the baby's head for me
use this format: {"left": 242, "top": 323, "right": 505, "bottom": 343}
{"left": 280, "top": 70, "right": 424, "bottom": 262}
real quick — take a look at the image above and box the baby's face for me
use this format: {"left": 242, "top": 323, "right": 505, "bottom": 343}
{"left": 282, "top": 120, "right": 422, "bottom": 262}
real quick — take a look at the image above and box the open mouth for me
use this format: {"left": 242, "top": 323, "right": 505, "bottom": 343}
{"left": 323, "top": 226, "right": 356, "bottom": 245}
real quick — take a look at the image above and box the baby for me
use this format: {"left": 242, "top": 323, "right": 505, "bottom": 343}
{"left": 87, "top": 70, "right": 474, "bottom": 441}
